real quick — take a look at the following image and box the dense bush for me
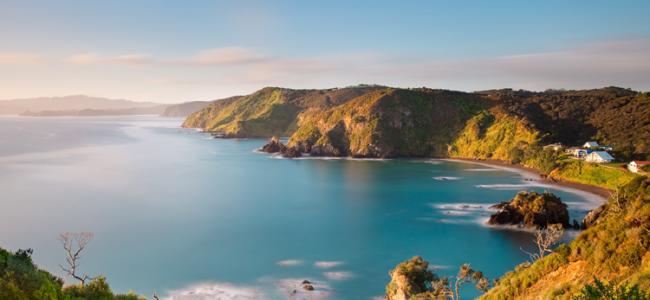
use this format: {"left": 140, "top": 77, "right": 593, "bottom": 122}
{"left": 0, "top": 247, "right": 143, "bottom": 300}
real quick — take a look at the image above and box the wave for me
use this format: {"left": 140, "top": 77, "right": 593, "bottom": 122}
{"left": 275, "top": 278, "right": 331, "bottom": 299}
{"left": 323, "top": 271, "right": 353, "bottom": 281}
{"left": 464, "top": 168, "right": 498, "bottom": 172}
{"left": 475, "top": 183, "right": 536, "bottom": 190}
{"left": 314, "top": 261, "right": 344, "bottom": 269}
{"left": 432, "top": 176, "right": 461, "bottom": 181}
{"left": 432, "top": 203, "right": 492, "bottom": 211}
{"left": 162, "top": 282, "right": 266, "bottom": 300}
{"left": 276, "top": 259, "right": 303, "bottom": 267}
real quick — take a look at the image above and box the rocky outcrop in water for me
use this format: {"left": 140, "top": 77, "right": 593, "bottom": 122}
{"left": 260, "top": 137, "right": 302, "bottom": 158}
{"left": 261, "top": 136, "right": 286, "bottom": 153}
{"left": 488, "top": 191, "right": 570, "bottom": 229}
{"left": 386, "top": 256, "right": 436, "bottom": 300}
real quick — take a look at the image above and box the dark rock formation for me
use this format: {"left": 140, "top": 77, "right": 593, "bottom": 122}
{"left": 281, "top": 146, "right": 302, "bottom": 158}
{"left": 488, "top": 191, "right": 570, "bottom": 228}
{"left": 260, "top": 136, "right": 286, "bottom": 153}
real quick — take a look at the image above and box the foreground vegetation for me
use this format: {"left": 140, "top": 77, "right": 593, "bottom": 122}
{"left": 482, "top": 176, "right": 650, "bottom": 299}
{"left": 0, "top": 247, "right": 142, "bottom": 300}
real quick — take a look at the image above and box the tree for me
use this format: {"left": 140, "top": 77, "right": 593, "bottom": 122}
{"left": 521, "top": 223, "right": 564, "bottom": 262}
{"left": 58, "top": 232, "right": 95, "bottom": 285}
{"left": 451, "top": 264, "right": 489, "bottom": 300}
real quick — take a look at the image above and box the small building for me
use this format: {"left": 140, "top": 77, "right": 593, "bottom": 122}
{"left": 583, "top": 141, "right": 600, "bottom": 148}
{"left": 628, "top": 161, "right": 650, "bottom": 173}
{"left": 566, "top": 147, "right": 588, "bottom": 158}
{"left": 585, "top": 151, "right": 614, "bottom": 163}
{"left": 543, "top": 143, "right": 564, "bottom": 151}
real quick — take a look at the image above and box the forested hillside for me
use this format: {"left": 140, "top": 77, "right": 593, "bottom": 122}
{"left": 183, "top": 86, "right": 650, "bottom": 159}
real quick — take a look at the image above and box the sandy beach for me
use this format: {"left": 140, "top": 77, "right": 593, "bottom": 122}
{"left": 443, "top": 158, "right": 612, "bottom": 203}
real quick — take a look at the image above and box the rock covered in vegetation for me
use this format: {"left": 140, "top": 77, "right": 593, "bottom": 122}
{"left": 488, "top": 191, "right": 570, "bottom": 228}
{"left": 386, "top": 256, "right": 437, "bottom": 300}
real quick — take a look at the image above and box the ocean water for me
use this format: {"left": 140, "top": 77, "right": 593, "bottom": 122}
{"left": 0, "top": 116, "right": 603, "bottom": 299}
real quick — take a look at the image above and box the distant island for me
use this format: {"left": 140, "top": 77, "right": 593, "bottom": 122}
{"left": 0, "top": 95, "right": 211, "bottom": 117}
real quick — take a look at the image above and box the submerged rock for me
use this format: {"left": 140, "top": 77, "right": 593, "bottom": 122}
{"left": 488, "top": 191, "right": 570, "bottom": 229}
{"left": 260, "top": 136, "right": 286, "bottom": 153}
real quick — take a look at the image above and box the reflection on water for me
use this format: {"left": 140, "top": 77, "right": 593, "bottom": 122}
{"left": 0, "top": 116, "right": 602, "bottom": 300}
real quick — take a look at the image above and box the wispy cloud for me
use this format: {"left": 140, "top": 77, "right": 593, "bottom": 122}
{"left": 0, "top": 53, "right": 42, "bottom": 64}
{"left": 190, "top": 47, "right": 268, "bottom": 65}
{"left": 64, "top": 53, "right": 155, "bottom": 65}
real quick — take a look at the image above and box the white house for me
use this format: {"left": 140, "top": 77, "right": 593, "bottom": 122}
{"left": 583, "top": 141, "right": 600, "bottom": 148}
{"left": 585, "top": 151, "right": 614, "bottom": 163}
{"left": 566, "top": 147, "right": 588, "bottom": 158}
{"left": 628, "top": 161, "right": 650, "bottom": 173}
{"left": 543, "top": 143, "right": 564, "bottom": 151}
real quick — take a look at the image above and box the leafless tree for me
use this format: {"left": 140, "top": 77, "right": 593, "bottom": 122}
{"left": 58, "top": 232, "right": 95, "bottom": 285}
{"left": 521, "top": 224, "right": 564, "bottom": 262}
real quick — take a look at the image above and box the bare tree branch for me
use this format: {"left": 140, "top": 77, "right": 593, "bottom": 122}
{"left": 58, "top": 232, "right": 95, "bottom": 285}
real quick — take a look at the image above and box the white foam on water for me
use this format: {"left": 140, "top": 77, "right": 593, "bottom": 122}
{"left": 432, "top": 203, "right": 492, "bottom": 211}
{"left": 475, "top": 183, "right": 536, "bottom": 190}
{"left": 275, "top": 278, "right": 332, "bottom": 300}
{"left": 162, "top": 282, "right": 266, "bottom": 300}
{"left": 323, "top": 271, "right": 353, "bottom": 281}
{"left": 276, "top": 259, "right": 303, "bottom": 267}
{"left": 432, "top": 176, "right": 461, "bottom": 181}
{"left": 314, "top": 261, "right": 344, "bottom": 269}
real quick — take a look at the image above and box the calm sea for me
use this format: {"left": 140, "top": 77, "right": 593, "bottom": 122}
{"left": 0, "top": 116, "right": 601, "bottom": 299}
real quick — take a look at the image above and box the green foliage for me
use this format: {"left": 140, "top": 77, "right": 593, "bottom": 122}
{"left": 386, "top": 256, "right": 490, "bottom": 300}
{"left": 449, "top": 110, "right": 540, "bottom": 162}
{"left": 0, "top": 247, "right": 143, "bottom": 300}
{"left": 573, "top": 278, "right": 650, "bottom": 300}
{"left": 482, "top": 176, "right": 650, "bottom": 299}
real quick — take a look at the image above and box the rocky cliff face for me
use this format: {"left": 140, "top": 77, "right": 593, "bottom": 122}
{"left": 288, "top": 88, "right": 487, "bottom": 157}
{"left": 182, "top": 86, "right": 383, "bottom": 137}
{"left": 488, "top": 191, "right": 570, "bottom": 229}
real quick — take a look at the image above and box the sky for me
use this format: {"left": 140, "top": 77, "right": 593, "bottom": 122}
{"left": 1, "top": 0, "right": 650, "bottom": 103}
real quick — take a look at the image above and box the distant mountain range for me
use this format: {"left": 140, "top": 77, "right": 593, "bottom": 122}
{"left": 0, "top": 95, "right": 210, "bottom": 117}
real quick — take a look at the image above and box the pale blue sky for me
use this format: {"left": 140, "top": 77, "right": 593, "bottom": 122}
{"left": 1, "top": 0, "right": 649, "bottom": 102}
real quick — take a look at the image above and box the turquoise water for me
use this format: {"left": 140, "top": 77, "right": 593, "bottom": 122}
{"left": 0, "top": 116, "right": 601, "bottom": 299}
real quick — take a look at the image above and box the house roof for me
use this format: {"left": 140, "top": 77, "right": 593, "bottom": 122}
{"left": 589, "top": 151, "right": 614, "bottom": 160}
{"left": 584, "top": 141, "right": 600, "bottom": 147}
{"left": 632, "top": 161, "right": 650, "bottom": 165}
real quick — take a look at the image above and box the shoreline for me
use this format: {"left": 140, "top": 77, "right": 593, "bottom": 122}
{"left": 445, "top": 158, "right": 611, "bottom": 202}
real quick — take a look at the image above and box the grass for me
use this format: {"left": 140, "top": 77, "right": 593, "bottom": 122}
{"left": 550, "top": 160, "right": 639, "bottom": 190}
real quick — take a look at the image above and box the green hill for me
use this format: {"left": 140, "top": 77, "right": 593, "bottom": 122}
{"left": 183, "top": 86, "right": 649, "bottom": 160}
{"left": 181, "top": 86, "right": 384, "bottom": 137}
